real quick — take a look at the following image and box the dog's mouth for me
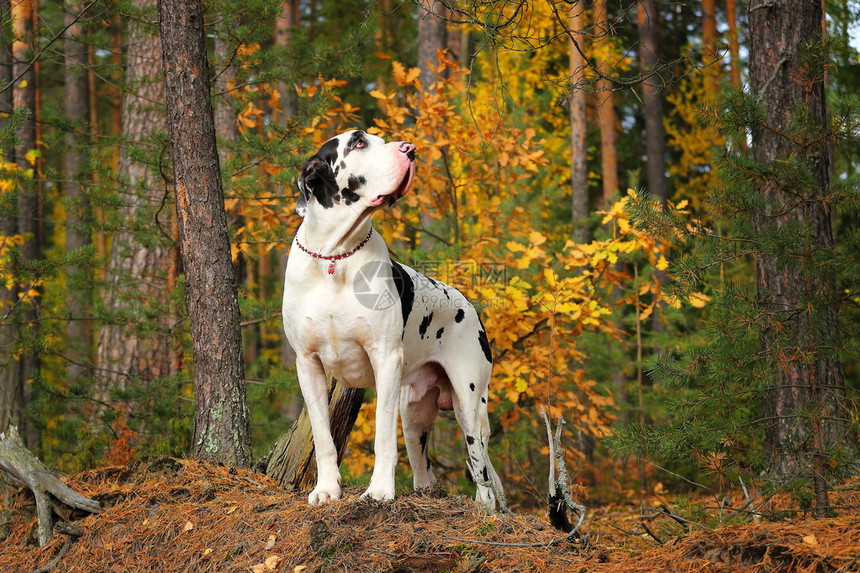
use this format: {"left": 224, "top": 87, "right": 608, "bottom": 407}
{"left": 370, "top": 161, "right": 416, "bottom": 206}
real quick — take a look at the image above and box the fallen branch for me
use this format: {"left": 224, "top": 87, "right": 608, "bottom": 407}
{"left": 0, "top": 426, "right": 100, "bottom": 546}
{"left": 540, "top": 408, "right": 586, "bottom": 537}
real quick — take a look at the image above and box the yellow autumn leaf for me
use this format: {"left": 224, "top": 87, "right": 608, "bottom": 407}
{"left": 528, "top": 230, "right": 547, "bottom": 246}
{"left": 688, "top": 292, "right": 711, "bottom": 308}
{"left": 24, "top": 149, "right": 40, "bottom": 165}
{"left": 656, "top": 255, "right": 669, "bottom": 271}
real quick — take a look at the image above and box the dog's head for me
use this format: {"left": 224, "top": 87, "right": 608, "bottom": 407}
{"left": 296, "top": 130, "right": 416, "bottom": 217}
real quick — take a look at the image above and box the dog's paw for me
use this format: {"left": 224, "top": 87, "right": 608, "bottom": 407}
{"left": 308, "top": 483, "right": 341, "bottom": 505}
{"left": 360, "top": 484, "right": 395, "bottom": 502}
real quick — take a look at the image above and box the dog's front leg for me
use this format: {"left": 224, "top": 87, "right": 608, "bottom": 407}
{"left": 296, "top": 357, "right": 342, "bottom": 505}
{"left": 361, "top": 354, "right": 402, "bottom": 502}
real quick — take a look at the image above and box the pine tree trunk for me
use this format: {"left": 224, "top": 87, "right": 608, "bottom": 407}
{"left": 273, "top": 0, "right": 298, "bottom": 368}
{"left": 636, "top": 0, "right": 667, "bottom": 203}
{"left": 158, "top": 0, "right": 251, "bottom": 467}
{"left": 417, "top": 0, "right": 448, "bottom": 250}
{"left": 64, "top": 0, "right": 92, "bottom": 386}
{"left": 568, "top": 6, "right": 588, "bottom": 243}
{"left": 726, "top": 0, "right": 742, "bottom": 88}
{"left": 0, "top": 0, "right": 19, "bottom": 439}
{"left": 748, "top": 0, "right": 848, "bottom": 515}
{"left": 701, "top": 0, "right": 718, "bottom": 98}
{"left": 594, "top": 0, "right": 618, "bottom": 206}
{"left": 10, "top": 0, "right": 39, "bottom": 450}
{"left": 96, "top": 0, "right": 175, "bottom": 393}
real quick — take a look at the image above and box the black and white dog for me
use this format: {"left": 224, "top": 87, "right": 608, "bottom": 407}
{"left": 282, "top": 130, "right": 504, "bottom": 508}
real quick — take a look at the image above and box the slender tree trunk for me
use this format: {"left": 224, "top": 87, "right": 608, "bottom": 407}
{"left": 748, "top": 0, "right": 848, "bottom": 515}
{"left": 158, "top": 0, "right": 251, "bottom": 467}
{"left": 96, "top": 0, "right": 175, "bottom": 394}
{"left": 64, "top": 0, "right": 92, "bottom": 386}
{"left": 726, "top": 0, "right": 742, "bottom": 88}
{"left": 701, "top": 0, "right": 718, "bottom": 98}
{"left": 11, "top": 0, "right": 39, "bottom": 450}
{"left": 636, "top": 0, "right": 667, "bottom": 203}
{"left": 273, "top": 0, "right": 298, "bottom": 368}
{"left": 594, "top": 0, "right": 618, "bottom": 206}
{"left": 417, "top": 0, "right": 448, "bottom": 250}
{"left": 0, "top": 0, "right": 18, "bottom": 438}
{"left": 418, "top": 0, "right": 447, "bottom": 91}
{"left": 568, "top": 5, "right": 588, "bottom": 243}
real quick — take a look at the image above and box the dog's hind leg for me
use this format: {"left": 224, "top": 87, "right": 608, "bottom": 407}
{"left": 448, "top": 367, "right": 504, "bottom": 510}
{"left": 401, "top": 381, "right": 440, "bottom": 490}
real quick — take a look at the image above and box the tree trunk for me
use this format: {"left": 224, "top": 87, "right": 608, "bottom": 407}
{"left": 568, "top": 5, "right": 588, "bottom": 243}
{"left": 158, "top": 0, "right": 251, "bottom": 467}
{"left": 594, "top": 0, "right": 619, "bottom": 206}
{"left": 0, "top": 0, "right": 18, "bottom": 439}
{"left": 265, "top": 375, "right": 364, "bottom": 490}
{"left": 64, "top": 0, "right": 92, "bottom": 386}
{"left": 10, "top": 0, "right": 39, "bottom": 450}
{"left": 417, "top": 0, "right": 448, "bottom": 250}
{"left": 636, "top": 0, "right": 667, "bottom": 204}
{"left": 701, "top": 0, "right": 718, "bottom": 98}
{"left": 0, "top": 426, "right": 100, "bottom": 546}
{"left": 726, "top": 0, "right": 742, "bottom": 88}
{"left": 418, "top": 0, "right": 447, "bottom": 91}
{"left": 273, "top": 0, "right": 298, "bottom": 368}
{"left": 96, "top": 0, "right": 175, "bottom": 394}
{"left": 748, "top": 0, "right": 848, "bottom": 515}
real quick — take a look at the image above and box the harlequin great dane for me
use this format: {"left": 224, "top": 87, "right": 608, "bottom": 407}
{"left": 282, "top": 130, "right": 504, "bottom": 509}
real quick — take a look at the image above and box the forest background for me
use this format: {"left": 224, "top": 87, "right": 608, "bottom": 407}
{"left": 1, "top": 0, "right": 859, "bottom": 515}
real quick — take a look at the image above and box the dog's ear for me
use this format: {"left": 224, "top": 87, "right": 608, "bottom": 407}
{"left": 295, "top": 183, "right": 308, "bottom": 218}
{"left": 297, "top": 156, "right": 338, "bottom": 210}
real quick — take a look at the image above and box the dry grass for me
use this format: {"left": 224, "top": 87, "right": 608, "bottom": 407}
{"left": 0, "top": 457, "right": 858, "bottom": 572}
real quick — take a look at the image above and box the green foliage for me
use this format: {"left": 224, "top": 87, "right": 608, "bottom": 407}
{"left": 613, "top": 63, "right": 860, "bottom": 507}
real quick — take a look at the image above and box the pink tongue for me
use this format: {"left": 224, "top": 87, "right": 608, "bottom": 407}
{"left": 370, "top": 195, "right": 386, "bottom": 206}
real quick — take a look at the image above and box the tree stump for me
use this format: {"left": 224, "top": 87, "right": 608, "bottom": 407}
{"left": 0, "top": 426, "right": 100, "bottom": 546}
{"left": 264, "top": 375, "right": 364, "bottom": 491}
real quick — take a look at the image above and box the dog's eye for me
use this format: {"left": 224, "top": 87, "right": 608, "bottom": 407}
{"left": 354, "top": 140, "right": 367, "bottom": 149}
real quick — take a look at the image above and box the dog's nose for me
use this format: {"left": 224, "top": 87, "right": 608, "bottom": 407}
{"left": 399, "top": 142, "right": 416, "bottom": 161}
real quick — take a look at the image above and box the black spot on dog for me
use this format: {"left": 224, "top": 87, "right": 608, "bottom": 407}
{"left": 426, "top": 457, "right": 431, "bottom": 471}
{"left": 455, "top": 308, "right": 465, "bottom": 323}
{"left": 426, "top": 276, "right": 438, "bottom": 288}
{"left": 466, "top": 435, "right": 475, "bottom": 445}
{"left": 482, "top": 466, "right": 489, "bottom": 482}
{"left": 481, "top": 397, "right": 487, "bottom": 404}
{"left": 341, "top": 188, "right": 360, "bottom": 205}
{"left": 419, "top": 431, "right": 429, "bottom": 454}
{"left": 478, "top": 329, "right": 492, "bottom": 363}
{"left": 477, "top": 314, "right": 492, "bottom": 363}
{"left": 341, "top": 175, "right": 366, "bottom": 205}
{"left": 418, "top": 313, "right": 434, "bottom": 339}
{"left": 435, "top": 327, "right": 444, "bottom": 340}
{"left": 391, "top": 261, "right": 414, "bottom": 329}
{"left": 469, "top": 383, "right": 475, "bottom": 392}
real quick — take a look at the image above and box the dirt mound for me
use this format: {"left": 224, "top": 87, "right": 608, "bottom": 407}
{"left": 0, "top": 458, "right": 857, "bottom": 572}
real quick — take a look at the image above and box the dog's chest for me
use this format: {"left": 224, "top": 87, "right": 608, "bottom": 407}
{"left": 283, "top": 285, "right": 387, "bottom": 387}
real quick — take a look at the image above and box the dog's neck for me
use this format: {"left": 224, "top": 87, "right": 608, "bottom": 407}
{"left": 299, "top": 202, "right": 376, "bottom": 256}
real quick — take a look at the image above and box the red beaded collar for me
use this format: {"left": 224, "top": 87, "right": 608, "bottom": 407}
{"left": 294, "top": 227, "right": 374, "bottom": 275}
